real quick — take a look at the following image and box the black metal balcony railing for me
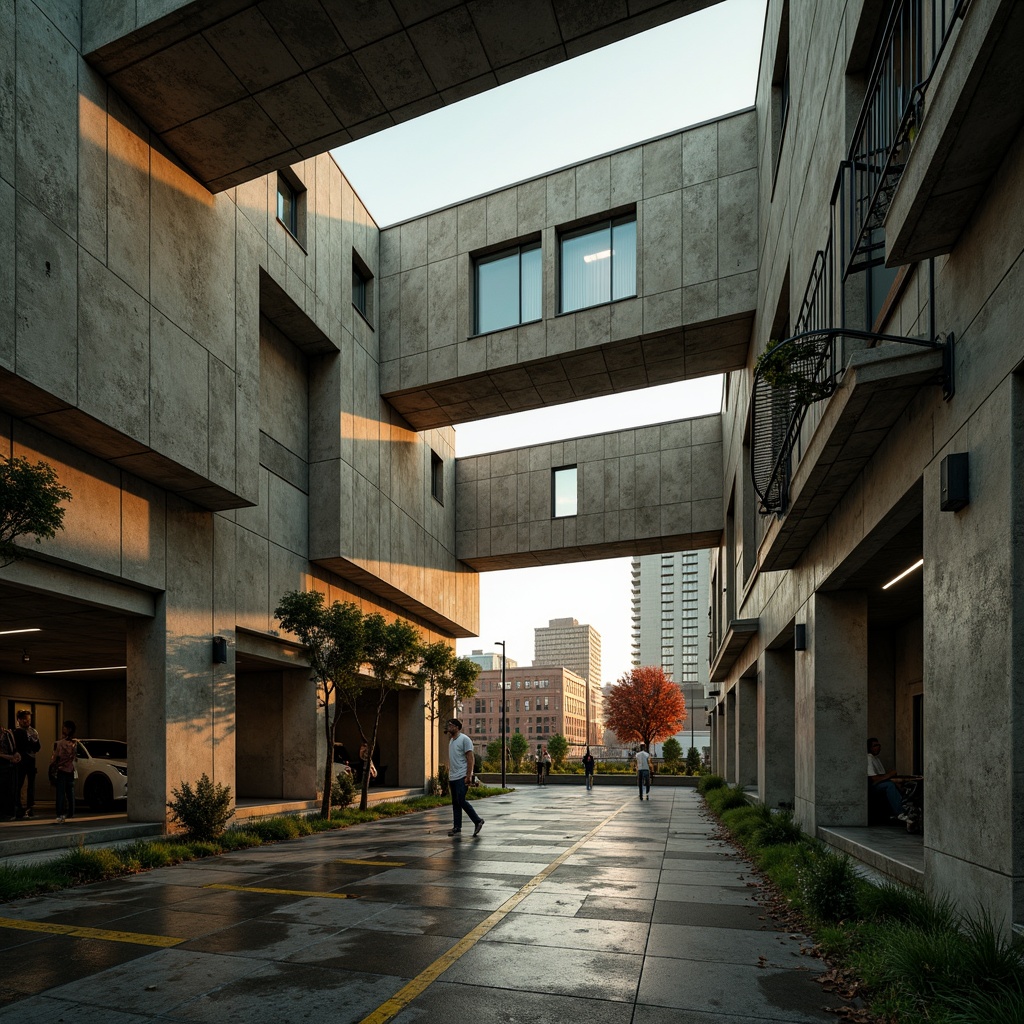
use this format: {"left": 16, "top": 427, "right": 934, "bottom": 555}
{"left": 751, "top": 0, "right": 967, "bottom": 517}
{"left": 841, "top": 0, "right": 968, "bottom": 276}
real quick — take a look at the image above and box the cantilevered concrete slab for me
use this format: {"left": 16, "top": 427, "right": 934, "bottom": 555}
{"left": 380, "top": 113, "right": 757, "bottom": 430}
{"left": 84, "top": 0, "right": 719, "bottom": 193}
{"left": 456, "top": 414, "right": 723, "bottom": 570}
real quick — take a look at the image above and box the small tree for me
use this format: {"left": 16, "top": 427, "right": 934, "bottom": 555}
{"left": 485, "top": 738, "right": 504, "bottom": 770}
{"left": 547, "top": 732, "right": 569, "bottom": 769}
{"left": 604, "top": 666, "right": 686, "bottom": 751}
{"left": 361, "top": 614, "right": 422, "bottom": 810}
{"left": 274, "top": 591, "right": 365, "bottom": 817}
{"left": 0, "top": 455, "right": 73, "bottom": 567}
{"left": 686, "top": 745, "right": 702, "bottom": 774}
{"left": 662, "top": 737, "right": 683, "bottom": 768}
{"left": 508, "top": 731, "right": 529, "bottom": 771}
{"left": 418, "top": 642, "right": 480, "bottom": 783}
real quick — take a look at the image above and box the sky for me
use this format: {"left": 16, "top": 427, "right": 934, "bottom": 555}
{"left": 334, "top": 0, "right": 767, "bottom": 684}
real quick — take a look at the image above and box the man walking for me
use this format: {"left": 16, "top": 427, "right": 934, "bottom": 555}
{"left": 582, "top": 747, "right": 595, "bottom": 791}
{"left": 445, "top": 718, "right": 483, "bottom": 837}
{"left": 635, "top": 744, "right": 652, "bottom": 800}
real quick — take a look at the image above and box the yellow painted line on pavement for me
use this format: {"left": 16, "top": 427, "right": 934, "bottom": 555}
{"left": 204, "top": 883, "right": 360, "bottom": 900}
{"left": 0, "top": 916, "right": 183, "bottom": 948}
{"left": 335, "top": 859, "right": 406, "bottom": 867}
{"left": 358, "top": 796, "right": 634, "bottom": 1024}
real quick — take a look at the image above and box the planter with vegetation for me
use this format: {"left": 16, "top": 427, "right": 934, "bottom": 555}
{"left": 754, "top": 337, "right": 834, "bottom": 403}
{"left": 698, "top": 775, "right": 1024, "bottom": 1023}
{"left": 0, "top": 782, "right": 509, "bottom": 904}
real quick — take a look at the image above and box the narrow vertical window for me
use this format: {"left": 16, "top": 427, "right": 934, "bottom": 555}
{"left": 352, "top": 250, "right": 374, "bottom": 323}
{"left": 431, "top": 450, "right": 443, "bottom": 504}
{"left": 276, "top": 173, "right": 304, "bottom": 241}
{"left": 552, "top": 465, "right": 578, "bottom": 518}
{"left": 475, "top": 240, "right": 542, "bottom": 334}
{"left": 560, "top": 214, "right": 636, "bottom": 313}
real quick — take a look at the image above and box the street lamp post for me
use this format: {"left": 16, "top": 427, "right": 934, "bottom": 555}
{"left": 495, "top": 640, "right": 506, "bottom": 788}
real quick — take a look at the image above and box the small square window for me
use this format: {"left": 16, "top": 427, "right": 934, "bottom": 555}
{"left": 560, "top": 214, "right": 636, "bottom": 313}
{"left": 430, "top": 450, "right": 443, "bottom": 504}
{"left": 552, "top": 465, "right": 578, "bottom": 518}
{"left": 352, "top": 250, "right": 374, "bottom": 323}
{"left": 475, "top": 241, "right": 541, "bottom": 334}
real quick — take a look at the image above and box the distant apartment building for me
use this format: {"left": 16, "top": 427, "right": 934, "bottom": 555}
{"left": 466, "top": 665, "right": 595, "bottom": 757}
{"left": 630, "top": 551, "right": 712, "bottom": 753}
{"left": 534, "top": 618, "right": 601, "bottom": 686}
{"left": 466, "top": 649, "right": 518, "bottom": 672}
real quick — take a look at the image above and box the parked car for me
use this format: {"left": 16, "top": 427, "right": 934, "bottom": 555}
{"left": 73, "top": 739, "right": 128, "bottom": 811}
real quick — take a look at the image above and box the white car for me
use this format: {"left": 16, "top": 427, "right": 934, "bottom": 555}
{"left": 73, "top": 739, "right": 128, "bottom": 811}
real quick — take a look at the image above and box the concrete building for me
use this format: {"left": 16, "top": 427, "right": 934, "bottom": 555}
{"left": 468, "top": 665, "right": 592, "bottom": 758}
{"left": 466, "top": 649, "right": 517, "bottom": 672}
{"left": 533, "top": 617, "right": 604, "bottom": 746}
{"left": 630, "top": 550, "right": 711, "bottom": 753}
{"left": 2, "top": 0, "right": 1022, "bottom": 933}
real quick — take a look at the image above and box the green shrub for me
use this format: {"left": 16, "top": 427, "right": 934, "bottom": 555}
{"left": 697, "top": 773, "right": 726, "bottom": 795}
{"left": 167, "top": 773, "right": 234, "bottom": 841}
{"left": 244, "top": 816, "right": 301, "bottom": 841}
{"left": 426, "top": 775, "right": 442, "bottom": 795}
{"left": 115, "top": 840, "right": 174, "bottom": 870}
{"left": 706, "top": 784, "right": 749, "bottom": 814}
{"left": 437, "top": 763, "right": 450, "bottom": 796}
{"left": 220, "top": 829, "right": 262, "bottom": 850}
{"left": 754, "top": 807, "right": 803, "bottom": 846}
{"left": 799, "top": 846, "right": 860, "bottom": 923}
{"left": 60, "top": 845, "right": 123, "bottom": 883}
{"left": 331, "top": 770, "right": 357, "bottom": 809}
{"left": 945, "top": 985, "right": 1024, "bottom": 1024}
{"left": 859, "top": 879, "right": 957, "bottom": 932}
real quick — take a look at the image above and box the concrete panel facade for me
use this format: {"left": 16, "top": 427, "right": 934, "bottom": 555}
{"left": 378, "top": 113, "right": 758, "bottom": 430}
{"left": 705, "top": 0, "right": 1024, "bottom": 929}
{"left": 82, "top": 0, "right": 720, "bottom": 192}
{"left": 455, "top": 414, "right": 723, "bottom": 570}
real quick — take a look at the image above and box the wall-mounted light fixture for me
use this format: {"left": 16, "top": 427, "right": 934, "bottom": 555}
{"left": 212, "top": 636, "right": 228, "bottom": 664}
{"left": 794, "top": 623, "right": 807, "bottom": 651}
{"left": 883, "top": 559, "right": 924, "bottom": 590}
{"left": 940, "top": 452, "right": 969, "bottom": 511}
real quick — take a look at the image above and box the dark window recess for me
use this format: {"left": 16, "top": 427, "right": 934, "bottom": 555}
{"left": 352, "top": 250, "right": 374, "bottom": 323}
{"left": 431, "top": 450, "right": 443, "bottom": 504}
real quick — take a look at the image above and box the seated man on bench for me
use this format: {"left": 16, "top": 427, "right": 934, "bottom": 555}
{"left": 867, "top": 737, "right": 907, "bottom": 823}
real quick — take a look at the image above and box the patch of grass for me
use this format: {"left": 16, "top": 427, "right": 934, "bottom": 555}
{"left": 0, "top": 787, "right": 512, "bottom": 904}
{"left": 697, "top": 774, "right": 727, "bottom": 795}
{"left": 700, "top": 788, "right": 1024, "bottom": 1024}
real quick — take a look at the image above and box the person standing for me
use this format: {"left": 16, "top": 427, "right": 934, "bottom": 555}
{"left": 582, "top": 748, "right": 595, "bottom": 791}
{"left": 445, "top": 718, "right": 483, "bottom": 837}
{"left": 635, "top": 745, "right": 652, "bottom": 800}
{"left": 0, "top": 724, "right": 21, "bottom": 820}
{"left": 13, "top": 710, "right": 41, "bottom": 819}
{"left": 541, "top": 748, "right": 551, "bottom": 785}
{"left": 51, "top": 720, "right": 77, "bottom": 824}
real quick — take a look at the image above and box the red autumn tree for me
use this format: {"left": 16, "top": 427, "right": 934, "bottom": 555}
{"left": 604, "top": 666, "right": 686, "bottom": 750}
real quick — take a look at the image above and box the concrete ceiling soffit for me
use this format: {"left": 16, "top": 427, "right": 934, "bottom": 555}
{"left": 86, "top": 0, "right": 720, "bottom": 192}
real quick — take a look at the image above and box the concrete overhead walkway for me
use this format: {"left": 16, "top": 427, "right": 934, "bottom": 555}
{"left": 0, "top": 788, "right": 850, "bottom": 1021}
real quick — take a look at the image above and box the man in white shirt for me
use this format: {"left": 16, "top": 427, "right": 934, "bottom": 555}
{"left": 635, "top": 745, "right": 652, "bottom": 800}
{"left": 867, "top": 737, "right": 905, "bottom": 819}
{"left": 446, "top": 718, "right": 484, "bottom": 837}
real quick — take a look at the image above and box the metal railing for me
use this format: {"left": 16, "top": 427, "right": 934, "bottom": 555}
{"left": 751, "top": 0, "right": 967, "bottom": 516}
{"left": 841, "top": 0, "right": 968, "bottom": 276}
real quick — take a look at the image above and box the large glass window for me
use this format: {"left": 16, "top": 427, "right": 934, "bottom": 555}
{"left": 475, "top": 242, "right": 541, "bottom": 334}
{"left": 552, "top": 465, "right": 577, "bottom": 518}
{"left": 560, "top": 214, "right": 636, "bottom": 313}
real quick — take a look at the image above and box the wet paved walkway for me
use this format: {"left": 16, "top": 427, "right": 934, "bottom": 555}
{"left": 0, "top": 787, "right": 845, "bottom": 1023}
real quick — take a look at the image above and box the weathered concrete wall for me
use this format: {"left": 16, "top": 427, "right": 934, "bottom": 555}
{"left": 455, "top": 414, "right": 723, "bottom": 570}
{"left": 711, "top": 0, "right": 1024, "bottom": 926}
{"left": 378, "top": 112, "right": 758, "bottom": 430}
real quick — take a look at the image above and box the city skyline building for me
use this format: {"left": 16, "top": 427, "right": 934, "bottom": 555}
{"left": 466, "top": 649, "right": 518, "bottom": 672}
{"left": 630, "top": 551, "right": 711, "bottom": 753}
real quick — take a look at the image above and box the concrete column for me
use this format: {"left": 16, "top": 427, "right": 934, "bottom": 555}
{"left": 924, "top": 377, "right": 1023, "bottom": 925}
{"left": 724, "top": 689, "right": 736, "bottom": 782}
{"left": 734, "top": 675, "right": 758, "bottom": 787}
{"left": 759, "top": 647, "right": 796, "bottom": 809}
{"left": 126, "top": 499, "right": 235, "bottom": 824}
{"left": 282, "top": 668, "right": 317, "bottom": 799}
{"left": 396, "top": 687, "right": 429, "bottom": 790}
{"left": 795, "top": 592, "right": 868, "bottom": 830}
